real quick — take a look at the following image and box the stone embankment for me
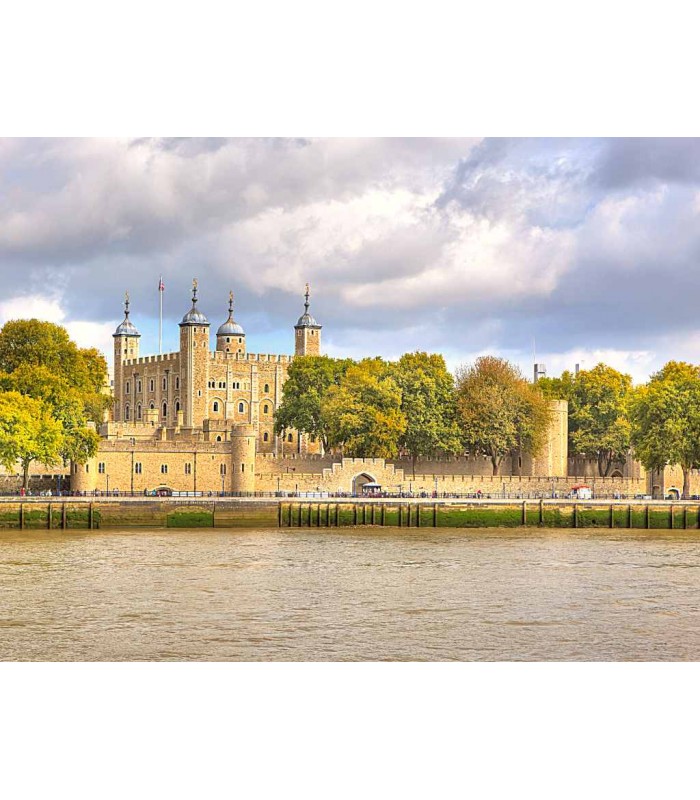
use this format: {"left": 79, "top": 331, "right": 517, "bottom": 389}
{"left": 1, "top": 497, "right": 699, "bottom": 530}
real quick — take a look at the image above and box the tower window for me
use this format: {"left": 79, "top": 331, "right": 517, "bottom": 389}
{"left": 125, "top": 381, "right": 130, "bottom": 394}
{"left": 125, "top": 405, "right": 130, "bottom": 420}
{"left": 175, "top": 377, "right": 180, "bottom": 389}
{"left": 185, "top": 463, "right": 192, "bottom": 475}
{"left": 135, "top": 462, "right": 142, "bottom": 474}
{"left": 161, "top": 464, "right": 168, "bottom": 474}
{"left": 162, "top": 377, "right": 167, "bottom": 391}
{"left": 175, "top": 401, "right": 180, "bottom": 412}
{"left": 137, "top": 404, "right": 142, "bottom": 420}
{"left": 216, "top": 435, "right": 222, "bottom": 442}
{"left": 263, "top": 404, "right": 269, "bottom": 414}
{"left": 137, "top": 380, "right": 142, "bottom": 393}
{"left": 162, "top": 402, "right": 167, "bottom": 418}
{"left": 238, "top": 338, "right": 242, "bottom": 344}
{"left": 220, "top": 464, "right": 227, "bottom": 475}
{"left": 264, "top": 383, "right": 269, "bottom": 393}
{"left": 149, "top": 402, "right": 155, "bottom": 410}
{"left": 98, "top": 462, "right": 105, "bottom": 474}
{"left": 226, "top": 337, "right": 230, "bottom": 343}
{"left": 238, "top": 402, "right": 244, "bottom": 413}
{"left": 263, "top": 432, "right": 269, "bottom": 442}
{"left": 287, "top": 433, "right": 293, "bottom": 442}
{"left": 149, "top": 379, "right": 154, "bottom": 392}
{"left": 213, "top": 401, "right": 219, "bottom": 412}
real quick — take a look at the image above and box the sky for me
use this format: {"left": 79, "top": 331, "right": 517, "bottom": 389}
{"left": 0, "top": 136, "right": 698, "bottom": 383}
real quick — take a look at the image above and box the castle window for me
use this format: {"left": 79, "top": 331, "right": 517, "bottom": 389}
{"left": 137, "top": 404, "right": 142, "bottom": 420}
{"left": 135, "top": 463, "right": 142, "bottom": 474}
{"left": 226, "top": 337, "right": 230, "bottom": 343}
{"left": 193, "top": 328, "right": 197, "bottom": 334}
{"left": 85, "top": 464, "right": 89, "bottom": 472}
{"left": 213, "top": 401, "right": 219, "bottom": 412}
{"left": 149, "top": 379, "right": 154, "bottom": 392}
{"left": 175, "top": 401, "right": 180, "bottom": 412}
{"left": 238, "top": 338, "right": 242, "bottom": 344}
{"left": 238, "top": 402, "right": 244, "bottom": 413}
{"left": 149, "top": 402, "right": 155, "bottom": 410}
{"left": 241, "top": 464, "right": 245, "bottom": 472}
{"left": 185, "top": 463, "right": 192, "bottom": 475}
{"left": 98, "top": 462, "right": 105, "bottom": 473}
{"left": 263, "top": 432, "right": 269, "bottom": 442}
{"left": 175, "top": 377, "right": 180, "bottom": 389}
{"left": 125, "top": 381, "right": 130, "bottom": 394}
{"left": 216, "top": 435, "right": 222, "bottom": 442}
{"left": 238, "top": 349, "right": 241, "bottom": 353}
{"left": 162, "top": 402, "right": 167, "bottom": 418}
{"left": 287, "top": 433, "right": 293, "bottom": 442}
{"left": 220, "top": 464, "right": 226, "bottom": 475}
{"left": 263, "top": 404, "right": 269, "bottom": 414}
{"left": 137, "top": 380, "right": 142, "bottom": 393}
{"left": 162, "top": 377, "right": 167, "bottom": 391}
{"left": 198, "top": 390, "right": 202, "bottom": 397}
{"left": 161, "top": 464, "right": 168, "bottom": 474}
{"left": 125, "top": 404, "right": 130, "bottom": 420}
{"left": 310, "top": 435, "right": 316, "bottom": 443}
{"left": 264, "top": 383, "right": 269, "bottom": 393}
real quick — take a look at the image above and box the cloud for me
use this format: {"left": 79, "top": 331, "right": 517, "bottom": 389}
{"left": 1, "top": 137, "right": 699, "bottom": 382}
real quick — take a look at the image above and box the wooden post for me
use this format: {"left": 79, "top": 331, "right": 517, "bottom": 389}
{"left": 88, "top": 502, "right": 93, "bottom": 530}
{"left": 371, "top": 504, "right": 376, "bottom": 526}
{"left": 573, "top": 503, "right": 578, "bottom": 529}
{"left": 288, "top": 503, "right": 293, "bottom": 527}
{"left": 646, "top": 505, "right": 650, "bottom": 529}
{"left": 398, "top": 504, "right": 402, "bottom": 527}
{"left": 298, "top": 504, "right": 303, "bottom": 527}
{"left": 381, "top": 504, "right": 385, "bottom": 526}
{"left": 47, "top": 503, "right": 52, "bottom": 530}
{"left": 628, "top": 504, "right": 632, "bottom": 529}
{"left": 19, "top": 503, "right": 24, "bottom": 530}
{"left": 539, "top": 499, "right": 544, "bottom": 526}
{"left": 670, "top": 504, "right": 674, "bottom": 530}
{"left": 317, "top": 504, "right": 321, "bottom": 528}
{"left": 212, "top": 501, "right": 216, "bottom": 527}
{"left": 522, "top": 501, "right": 527, "bottom": 526}
{"left": 610, "top": 504, "right": 614, "bottom": 529}
{"left": 683, "top": 506, "right": 688, "bottom": 530}
{"left": 353, "top": 505, "right": 358, "bottom": 526}
{"left": 433, "top": 503, "right": 438, "bottom": 527}
{"left": 278, "top": 502, "right": 282, "bottom": 527}
{"left": 416, "top": 504, "right": 421, "bottom": 528}
{"left": 62, "top": 503, "right": 67, "bottom": 530}
{"left": 335, "top": 503, "right": 339, "bottom": 527}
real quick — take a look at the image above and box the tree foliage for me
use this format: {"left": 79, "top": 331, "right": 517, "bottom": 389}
{"left": 542, "top": 364, "right": 632, "bottom": 476}
{"left": 0, "top": 320, "right": 106, "bottom": 469}
{"left": 629, "top": 361, "right": 700, "bottom": 498}
{"left": 0, "top": 392, "right": 64, "bottom": 488}
{"left": 391, "top": 352, "right": 462, "bottom": 474}
{"left": 322, "top": 359, "right": 406, "bottom": 457}
{"left": 455, "top": 356, "right": 553, "bottom": 475}
{"left": 273, "top": 355, "right": 353, "bottom": 449}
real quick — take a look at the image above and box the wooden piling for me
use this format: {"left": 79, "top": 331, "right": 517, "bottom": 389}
{"left": 522, "top": 501, "right": 527, "bottom": 526}
{"left": 88, "top": 503, "right": 93, "bottom": 530}
{"left": 47, "top": 503, "right": 52, "bottom": 530}
{"left": 19, "top": 503, "right": 24, "bottom": 530}
{"left": 573, "top": 503, "right": 578, "bottom": 529}
{"left": 610, "top": 504, "right": 614, "bottom": 529}
{"left": 433, "top": 503, "right": 438, "bottom": 527}
{"left": 61, "top": 503, "right": 67, "bottom": 530}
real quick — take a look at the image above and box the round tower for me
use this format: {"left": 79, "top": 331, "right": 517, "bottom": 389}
{"left": 294, "top": 283, "right": 322, "bottom": 356}
{"left": 230, "top": 424, "right": 256, "bottom": 494}
{"left": 113, "top": 292, "right": 140, "bottom": 422}
{"left": 179, "top": 279, "right": 210, "bottom": 428}
{"left": 71, "top": 456, "right": 97, "bottom": 494}
{"left": 216, "top": 291, "right": 246, "bottom": 354}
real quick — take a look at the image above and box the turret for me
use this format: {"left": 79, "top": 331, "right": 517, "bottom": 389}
{"left": 230, "top": 424, "right": 256, "bottom": 494}
{"left": 113, "top": 292, "right": 140, "bottom": 422}
{"left": 216, "top": 291, "right": 246, "bottom": 354}
{"left": 294, "top": 283, "right": 322, "bottom": 356}
{"left": 179, "top": 279, "right": 210, "bottom": 428}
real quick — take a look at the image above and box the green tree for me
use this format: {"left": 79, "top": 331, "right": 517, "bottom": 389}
{"left": 629, "top": 361, "right": 700, "bottom": 499}
{"left": 455, "top": 356, "right": 553, "bottom": 475}
{"left": 0, "top": 319, "right": 108, "bottom": 466}
{"left": 274, "top": 355, "right": 353, "bottom": 450}
{"left": 392, "top": 352, "right": 462, "bottom": 476}
{"left": 322, "top": 358, "right": 407, "bottom": 457}
{"left": 0, "top": 392, "right": 64, "bottom": 488}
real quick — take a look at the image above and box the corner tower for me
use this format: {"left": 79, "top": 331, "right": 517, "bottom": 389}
{"left": 294, "top": 283, "right": 322, "bottom": 356}
{"left": 179, "top": 279, "right": 210, "bottom": 428}
{"left": 216, "top": 291, "right": 246, "bottom": 354}
{"left": 112, "top": 292, "right": 140, "bottom": 422}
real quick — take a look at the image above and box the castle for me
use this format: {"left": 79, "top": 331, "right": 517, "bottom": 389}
{"left": 67, "top": 280, "right": 577, "bottom": 497}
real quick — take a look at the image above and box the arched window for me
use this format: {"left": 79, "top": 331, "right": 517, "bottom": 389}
{"left": 287, "top": 433, "right": 292, "bottom": 442}
{"left": 213, "top": 401, "right": 219, "bottom": 412}
{"left": 149, "top": 379, "right": 154, "bottom": 392}
{"left": 162, "top": 377, "right": 167, "bottom": 391}
{"left": 216, "top": 435, "right": 222, "bottom": 442}
{"left": 125, "top": 381, "right": 130, "bottom": 394}
{"left": 175, "top": 377, "right": 180, "bottom": 390}
{"left": 125, "top": 404, "right": 130, "bottom": 420}
{"left": 149, "top": 402, "right": 155, "bottom": 410}
{"left": 263, "top": 404, "right": 269, "bottom": 414}
{"left": 137, "top": 380, "right": 142, "bottom": 393}
{"left": 137, "top": 404, "right": 142, "bottom": 420}
{"left": 162, "top": 402, "right": 167, "bottom": 418}
{"left": 264, "top": 383, "right": 270, "bottom": 393}
{"left": 238, "top": 402, "right": 244, "bottom": 413}
{"left": 175, "top": 401, "right": 180, "bottom": 412}
{"left": 263, "top": 431, "right": 269, "bottom": 442}
{"left": 161, "top": 464, "right": 168, "bottom": 474}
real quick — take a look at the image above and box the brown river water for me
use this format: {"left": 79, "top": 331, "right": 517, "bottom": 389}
{"left": 1, "top": 527, "right": 700, "bottom": 661}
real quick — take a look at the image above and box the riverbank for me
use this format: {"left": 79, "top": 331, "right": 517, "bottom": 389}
{"left": 1, "top": 497, "right": 699, "bottom": 530}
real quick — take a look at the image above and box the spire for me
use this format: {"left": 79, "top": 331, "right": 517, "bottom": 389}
{"left": 217, "top": 289, "right": 245, "bottom": 336}
{"left": 295, "top": 281, "right": 319, "bottom": 328}
{"left": 180, "top": 277, "right": 209, "bottom": 326}
{"left": 114, "top": 290, "right": 140, "bottom": 337}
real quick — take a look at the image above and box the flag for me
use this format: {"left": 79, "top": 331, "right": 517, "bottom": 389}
{"left": 158, "top": 276, "right": 165, "bottom": 292}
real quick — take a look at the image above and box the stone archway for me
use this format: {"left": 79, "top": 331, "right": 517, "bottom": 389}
{"left": 667, "top": 487, "right": 681, "bottom": 500}
{"left": 610, "top": 470, "right": 623, "bottom": 479}
{"left": 352, "top": 473, "right": 376, "bottom": 496}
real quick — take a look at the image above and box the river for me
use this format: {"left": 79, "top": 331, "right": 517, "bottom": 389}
{"left": 1, "top": 527, "right": 699, "bottom": 661}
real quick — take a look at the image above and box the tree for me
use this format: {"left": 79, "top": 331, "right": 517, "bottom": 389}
{"left": 0, "top": 320, "right": 108, "bottom": 466}
{"left": 629, "top": 361, "right": 700, "bottom": 499}
{"left": 392, "top": 352, "right": 462, "bottom": 476}
{"left": 542, "top": 364, "right": 632, "bottom": 476}
{"left": 274, "top": 355, "right": 353, "bottom": 450}
{"left": 455, "top": 356, "right": 552, "bottom": 475}
{"left": 0, "top": 392, "right": 64, "bottom": 488}
{"left": 322, "top": 359, "right": 407, "bottom": 457}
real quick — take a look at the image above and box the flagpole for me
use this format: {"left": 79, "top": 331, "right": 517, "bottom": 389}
{"left": 159, "top": 275, "right": 163, "bottom": 354}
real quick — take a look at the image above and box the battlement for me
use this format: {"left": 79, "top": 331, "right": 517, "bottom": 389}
{"left": 124, "top": 352, "right": 180, "bottom": 367}
{"left": 209, "top": 351, "right": 292, "bottom": 363}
